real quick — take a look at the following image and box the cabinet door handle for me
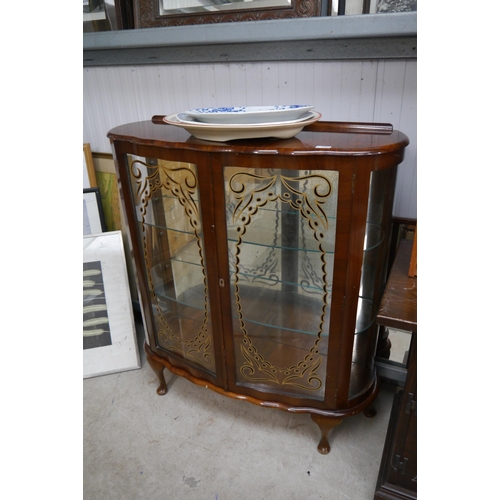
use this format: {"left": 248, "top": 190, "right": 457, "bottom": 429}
{"left": 219, "top": 279, "right": 225, "bottom": 288}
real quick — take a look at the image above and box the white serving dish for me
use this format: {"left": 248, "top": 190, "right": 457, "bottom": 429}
{"left": 177, "top": 111, "right": 316, "bottom": 127}
{"left": 183, "top": 105, "right": 314, "bottom": 125}
{"left": 163, "top": 111, "right": 321, "bottom": 142}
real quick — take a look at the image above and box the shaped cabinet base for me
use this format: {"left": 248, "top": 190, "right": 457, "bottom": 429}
{"left": 145, "top": 341, "right": 380, "bottom": 454}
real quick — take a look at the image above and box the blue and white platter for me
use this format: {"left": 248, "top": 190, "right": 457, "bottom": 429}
{"left": 184, "top": 105, "right": 314, "bottom": 125}
{"left": 163, "top": 111, "right": 321, "bottom": 142}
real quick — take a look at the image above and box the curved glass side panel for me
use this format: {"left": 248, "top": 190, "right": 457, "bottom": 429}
{"left": 349, "top": 167, "right": 397, "bottom": 399}
{"left": 127, "top": 156, "right": 216, "bottom": 374}
{"left": 224, "top": 167, "right": 339, "bottom": 400}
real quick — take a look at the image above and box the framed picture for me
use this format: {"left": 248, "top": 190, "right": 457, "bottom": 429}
{"left": 83, "top": 187, "right": 107, "bottom": 235}
{"left": 83, "top": 231, "right": 140, "bottom": 378}
{"left": 362, "top": 0, "right": 417, "bottom": 13}
{"left": 83, "top": 143, "right": 98, "bottom": 189}
{"left": 134, "top": 0, "right": 321, "bottom": 28}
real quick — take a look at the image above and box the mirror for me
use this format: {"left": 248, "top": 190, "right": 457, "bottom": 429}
{"left": 134, "top": 0, "right": 322, "bottom": 27}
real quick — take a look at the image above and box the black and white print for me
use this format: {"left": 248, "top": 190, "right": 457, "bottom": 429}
{"left": 83, "top": 260, "right": 112, "bottom": 350}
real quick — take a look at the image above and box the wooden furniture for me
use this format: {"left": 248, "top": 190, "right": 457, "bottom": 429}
{"left": 108, "top": 117, "right": 409, "bottom": 454}
{"left": 408, "top": 227, "right": 417, "bottom": 277}
{"left": 374, "top": 239, "right": 417, "bottom": 499}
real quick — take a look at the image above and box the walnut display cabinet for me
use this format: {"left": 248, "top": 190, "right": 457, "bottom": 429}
{"left": 108, "top": 117, "right": 409, "bottom": 454}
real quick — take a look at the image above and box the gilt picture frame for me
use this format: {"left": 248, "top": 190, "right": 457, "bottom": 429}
{"left": 83, "top": 231, "right": 140, "bottom": 378}
{"left": 83, "top": 143, "right": 98, "bottom": 189}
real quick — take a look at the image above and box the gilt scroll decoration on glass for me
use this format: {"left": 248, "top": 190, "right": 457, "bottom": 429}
{"left": 130, "top": 158, "right": 215, "bottom": 368}
{"left": 227, "top": 169, "right": 338, "bottom": 392}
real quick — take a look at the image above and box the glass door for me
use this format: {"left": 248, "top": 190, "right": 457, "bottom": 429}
{"left": 126, "top": 155, "right": 216, "bottom": 375}
{"left": 223, "top": 166, "right": 339, "bottom": 401}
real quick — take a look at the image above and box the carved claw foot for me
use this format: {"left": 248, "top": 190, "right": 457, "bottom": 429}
{"left": 147, "top": 353, "right": 168, "bottom": 395}
{"left": 310, "top": 414, "right": 343, "bottom": 455}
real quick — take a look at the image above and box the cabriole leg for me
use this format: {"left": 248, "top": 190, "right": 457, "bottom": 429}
{"left": 310, "top": 414, "right": 343, "bottom": 455}
{"left": 364, "top": 406, "right": 377, "bottom": 418}
{"left": 147, "top": 353, "right": 168, "bottom": 395}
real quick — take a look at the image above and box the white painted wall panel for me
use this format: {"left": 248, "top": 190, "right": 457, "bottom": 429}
{"left": 394, "top": 60, "right": 417, "bottom": 219}
{"left": 83, "top": 59, "right": 416, "bottom": 218}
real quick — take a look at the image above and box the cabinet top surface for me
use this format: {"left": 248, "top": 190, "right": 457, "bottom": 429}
{"left": 107, "top": 119, "right": 409, "bottom": 156}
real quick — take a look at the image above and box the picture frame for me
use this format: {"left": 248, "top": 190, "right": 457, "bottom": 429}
{"left": 83, "top": 187, "right": 107, "bottom": 235}
{"left": 83, "top": 231, "right": 140, "bottom": 378}
{"left": 134, "top": 0, "right": 321, "bottom": 28}
{"left": 361, "top": 0, "right": 417, "bottom": 14}
{"left": 83, "top": 143, "right": 98, "bottom": 189}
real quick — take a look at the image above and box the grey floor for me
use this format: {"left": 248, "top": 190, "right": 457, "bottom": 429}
{"left": 84, "top": 320, "right": 405, "bottom": 500}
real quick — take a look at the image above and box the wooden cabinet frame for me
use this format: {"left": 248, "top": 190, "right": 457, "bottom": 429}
{"left": 109, "top": 118, "right": 409, "bottom": 453}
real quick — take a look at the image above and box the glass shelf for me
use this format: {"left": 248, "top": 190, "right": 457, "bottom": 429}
{"left": 226, "top": 203, "right": 338, "bottom": 221}
{"left": 230, "top": 283, "right": 331, "bottom": 338}
{"left": 232, "top": 267, "right": 333, "bottom": 296}
{"left": 140, "top": 219, "right": 201, "bottom": 238}
{"left": 154, "top": 294, "right": 208, "bottom": 326}
{"left": 227, "top": 207, "right": 336, "bottom": 254}
{"left": 226, "top": 221, "right": 378, "bottom": 254}
{"left": 160, "top": 192, "right": 200, "bottom": 203}
{"left": 229, "top": 241, "right": 334, "bottom": 288}
{"left": 152, "top": 273, "right": 207, "bottom": 309}
{"left": 233, "top": 312, "right": 330, "bottom": 340}
{"left": 227, "top": 235, "right": 335, "bottom": 254}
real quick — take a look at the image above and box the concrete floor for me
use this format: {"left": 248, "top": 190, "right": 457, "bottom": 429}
{"left": 83, "top": 320, "right": 402, "bottom": 500}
